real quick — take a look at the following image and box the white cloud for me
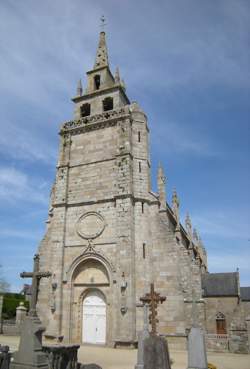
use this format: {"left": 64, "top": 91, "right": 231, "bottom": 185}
{"left": 0, "top": 167, "right": 48, "bottom": 205}
{"left": 153, "top": 121, "right": 221, "bottom": 157}
{"left": 191, "top": 211, "right": 249, "bottom": 240}
{"left": 0, "top": 122, "right": 57, "bottom": 164}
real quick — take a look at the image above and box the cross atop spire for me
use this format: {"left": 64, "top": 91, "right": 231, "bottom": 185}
{"left": 94, "top": 30, "right": 109, "bottom": 69}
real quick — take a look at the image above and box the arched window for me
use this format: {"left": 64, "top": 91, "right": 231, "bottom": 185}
{"left": 80, "top": 103, "right": 91, "bottom": 117}
{"left": 103, "top": 97, "right": 113, "bottom": 111}
{"left": 216, "top": 312, "right": 227, "bottom": 334}
{"left": 94, "top": 75, "right": 101, "bottom": 90}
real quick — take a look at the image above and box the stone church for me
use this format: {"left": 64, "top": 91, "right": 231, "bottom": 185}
{"left": 37, "top": 31, "right": 250, "bottom": 352}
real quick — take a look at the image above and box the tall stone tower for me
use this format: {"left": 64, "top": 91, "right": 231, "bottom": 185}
{"left": 38, "top": 31, "right": 207, "bottom": 347}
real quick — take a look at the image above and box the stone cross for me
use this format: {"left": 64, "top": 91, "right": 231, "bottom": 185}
{"left": 184, "top": 288, "right": 203, "bottom": 328}
{"left": 140, "top": 283, "right": 166, "bottom": 335}
{"left": 20, "top": 254, "right": 51, "bottom": 317}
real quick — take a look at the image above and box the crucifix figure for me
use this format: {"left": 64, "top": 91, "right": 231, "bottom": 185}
{"left": 140, "top": 283, "right": 166, "bottom": 335}
{"left": 20, "top": 254, "right": 52, "bottom": 317}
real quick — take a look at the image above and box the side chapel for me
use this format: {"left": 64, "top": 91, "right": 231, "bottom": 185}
{"left": 37, "top": 31, "right": 250, "bottom": 350}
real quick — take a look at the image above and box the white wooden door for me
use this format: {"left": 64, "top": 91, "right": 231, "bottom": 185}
{"left": 82, "top": 291, "right": 106, "bottom": 344}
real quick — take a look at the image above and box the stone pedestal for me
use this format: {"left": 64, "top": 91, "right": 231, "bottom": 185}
{"left": 135, "top": 330, "right": 149, "bottom": 369}
{"left": 10, "top": 315, "right": 49, "bottom": 369}
{"left": 16, "top": 303, "right": 27, "bottom": 326}
{"left": 187, "top": 327, "right": 207, "bottom": 369}
{"left": 143, "top": 335, "right": 171, "bottom": 369}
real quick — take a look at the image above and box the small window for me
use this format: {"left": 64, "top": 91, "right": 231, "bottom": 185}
{"left": 80, "top": 103, "right": 91, "bottom": 117}
{"left": 139, "top": 161, "right": 142, "bottom": 173}
{"left": 141, "top": 202, "right": 144, "bottom": 213}
{"left": 103, "top": 97, "right": 113, "bottom": 111}
{"left": 138, "top": 131, "right": 141, "bottom": 142}
{"left": 94, "top": 75, "right": 101, "bottom": 90}
{"left": 143, "top": 243, "right": 146, "bottom": 259}
{"left": 216, "top": 312, "right": 227, "bottom": 334}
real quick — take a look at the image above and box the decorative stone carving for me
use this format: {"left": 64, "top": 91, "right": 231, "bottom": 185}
{"left": 76, "top": 212, "right": 105, "bottom": 240}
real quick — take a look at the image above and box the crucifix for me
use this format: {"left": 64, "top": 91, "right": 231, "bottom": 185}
{"left": 20, "top": 254, "right": 52, "bottom": 317}
{"left": 140, "top": 283, "right": 166, "bottom": 335}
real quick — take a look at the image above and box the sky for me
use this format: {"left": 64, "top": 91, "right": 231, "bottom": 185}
{"left": 0, "top": 0, "right": 249, "bottom": 291}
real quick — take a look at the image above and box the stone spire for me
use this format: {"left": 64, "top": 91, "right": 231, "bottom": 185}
{"left": 185, "top": 212, "right": 192, "bottom": 239}
{"left": 76, "top": 79, "right": 83, "bottom": 96}
{"left": 94, "top": 31, "right": 109, "bottom": 69}
{"left": 157, "top": 163, "right": 166, "bottom": 209}
{"left": 172, "top": 188, "right": 180, "bottom": 230}
{"left": 193, "top": 228, "right": 199, "bottom": 243}
{"left": 115, "top": 67, "right": 121, "bottom": 83}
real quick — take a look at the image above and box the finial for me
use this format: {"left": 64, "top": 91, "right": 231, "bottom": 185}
{"left": 172, "top": 188, "right": 180, "bottom": 230}
{"left": 172, "top": 188, "right": 179, "bottom": 208}
{"left": 115, "top": 67, "right": 121, "bottom": 83}
{"left": 121, "top": 79, "right": 126, "bottom": 91}
{"left": 76, "top": 79, "right": 83, "bottom": 96}
{"left": 193, "top": 228, "right": 199, "bottom": 242}
{"left": 157, "top": 163, "right": 166, "bottom": 209}
{"left": 185, "top": 212, "right": 192, "bottom": 237}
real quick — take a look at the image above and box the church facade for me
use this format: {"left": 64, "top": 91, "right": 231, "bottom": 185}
{"left": 37, "top": 31, "right": 250, "bottom": 352}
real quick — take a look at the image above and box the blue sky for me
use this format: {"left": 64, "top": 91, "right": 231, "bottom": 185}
{"left": 0, "top": 0, "right": 249, "bottom": 291}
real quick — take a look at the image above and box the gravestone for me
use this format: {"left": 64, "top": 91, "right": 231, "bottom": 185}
{"left": 187, "top": 327, "right": 207, "bottom": 369}
{"left": 135, "top": 304, "right": 149, "bottom": 369}
{"left": 143, "top": 336, "right": 171, "bottom": 369}
{"left": 137, "top": 284, "right": 171, "bottom": 369}
{"left": 10, "top": 254, "right": 51, "bottom": 369}
{"left": 186, "top": 289, "right": 207, "bottom": 369}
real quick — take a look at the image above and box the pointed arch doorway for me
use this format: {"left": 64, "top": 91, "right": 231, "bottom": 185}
{"left": 82, "top": 290, "right": 106, "bottom": 344}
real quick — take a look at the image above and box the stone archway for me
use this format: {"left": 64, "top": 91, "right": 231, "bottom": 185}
{"left": 70, "top": 258, "right": 111, "bottom": 344}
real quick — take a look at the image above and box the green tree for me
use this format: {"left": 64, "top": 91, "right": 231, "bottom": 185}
{"left": 0, "top": 264, "right": 10, "bottom": 293}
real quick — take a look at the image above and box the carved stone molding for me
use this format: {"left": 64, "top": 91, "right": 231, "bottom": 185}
{"left": 76, "top": 212, "right": 106, "bottom": 240}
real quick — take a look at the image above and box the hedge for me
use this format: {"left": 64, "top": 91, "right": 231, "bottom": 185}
{"left": 1, "top": 293, "right": 29, "bottom": 320}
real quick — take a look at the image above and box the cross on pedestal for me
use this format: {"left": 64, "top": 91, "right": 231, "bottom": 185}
{"left": 140, "top": 283, "right": 166, "bottom": 335}
{"left": 20, "top": 254, "right": 51, "bottom": 317}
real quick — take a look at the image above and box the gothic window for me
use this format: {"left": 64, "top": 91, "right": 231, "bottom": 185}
{"left": 103, "top": 97, "right": 113, "bottom": 111}
{"left": 143, "top": 243, "right": 146, "bottom": 259}
{"left": 80, "top": 103, "right": 91, "bottom": 117}
{"left": 216, "top": 312, "right": 227, "bottom": 334}
{"left": 138, "top": 131, "right": 141, "bottom": 142}
{"left": 94, "top": 75, "right": 101, "bottom": 90}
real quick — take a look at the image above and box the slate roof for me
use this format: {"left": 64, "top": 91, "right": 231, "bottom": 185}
{"left": 202, "top": 272, "right": 239, "bottom": 297}
{"left": 240, "top": 287, "right": 250, "bottom": 301}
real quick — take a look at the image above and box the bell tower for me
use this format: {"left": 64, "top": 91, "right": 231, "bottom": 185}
{"left": 72, "top": 31, "right": 129, "bottom": 118}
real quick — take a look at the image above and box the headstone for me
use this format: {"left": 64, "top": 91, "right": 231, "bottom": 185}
{"left": 135, "top": 304, "right": 149, "bottom": 369}
{"left": 187, "top": 327, "right": 207, "bottom": 369}
{"left": 16, "top": 302, "right": 27, "bottom": 326}
{"left": 186, "top": 288, "right": 207, "bottom": 369}
{"left": 143, "top": 335, "right": 171, "bottom": 369}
